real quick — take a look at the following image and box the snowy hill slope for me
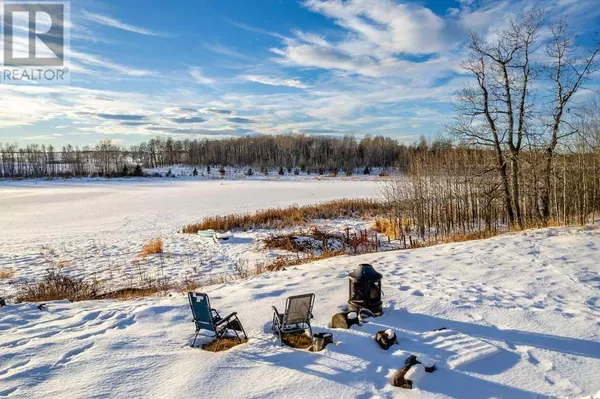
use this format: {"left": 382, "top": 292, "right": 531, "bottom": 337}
{"left": 1, "top": 225, "right": 599, "bottom": 398}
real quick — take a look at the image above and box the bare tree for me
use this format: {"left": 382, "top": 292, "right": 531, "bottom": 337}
{"left": 451, "top": 10, "right": 543, "bottom": 228}
{"left": 538, "top": 20, "right": 600, "bottom": 223}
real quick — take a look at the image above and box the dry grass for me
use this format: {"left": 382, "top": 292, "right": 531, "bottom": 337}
{"left": 372, "top": 218, "right": 396, "bottom": 237}
{"left": 202, "top": 337, "right": 248, "bottom": 352}
{"left": 438, "top": 230, "right": 497, "bottom": 243}
{"left": 0, "top": 268, "right": 15, "bottom": 279}
{"left": 16, "top": 270, "right": 100, "bottom": 303}
{"left": 281, "top": 331, "right": 313, "bottom": 349}
{"left": 96, "top": 287, "right": 163, "bottom": 300}
{"left": 141, "top": 238, "right": 163, "bottom": 256}
{"left": 182, "top": 198, "right": 388, "bottom": 233}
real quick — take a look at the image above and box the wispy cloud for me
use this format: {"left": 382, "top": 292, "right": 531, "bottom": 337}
{"left": 226, "top": 19, "right": 287, "bottom": 40}
{"left": 82, "top": 11, "right": 169, "bottom": 36}
{"left": 188, "top": 67, "right": 216, "bottom": 85}
{"left": 203, "top": 42, "right": 256, "bottom": 62}
{"left": 242, "top": 75, "right": 310, "bottom": 89}
{"left": 70, "top": 50, "right": 154, "bottom": 77}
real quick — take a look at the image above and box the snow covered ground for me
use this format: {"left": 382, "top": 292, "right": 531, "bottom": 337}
{"left": 0, "top": 179, "right": 380, "bottom": 296}
{"left": 1, "top": 225, "right": 600, "bottom": 398}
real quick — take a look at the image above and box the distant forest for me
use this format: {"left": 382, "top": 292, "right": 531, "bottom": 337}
{"left": 0, "top": 134, "right": 421, "bottom": 178}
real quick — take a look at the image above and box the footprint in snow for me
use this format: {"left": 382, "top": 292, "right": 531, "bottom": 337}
{"left": 54, "top": 342, "right": 94, "bottom": 367}
{"left": 412, "top": 290, "right": 424, "bottom": 297}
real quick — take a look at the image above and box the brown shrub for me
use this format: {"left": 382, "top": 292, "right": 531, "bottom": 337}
{"left": 182, "top": 198, "right": 388, "bottom": 233}
{"left": 372, "top": 218, "right": 395, "bottom": 237}
{"left": 263, "top": 228, "right": 340, "bottom": 253}
{"left": 0, "top": 268, "right": 15, "bottom": 279}
{"left": 264, "top": 249, "right": 345, "bottom": 271}
{"left": 16, "top": 270, "right": 100, "bottom": 303}
{"left": 142, "top": 238, "right": 163, "bottom": 256}
{"left": 263, "top": 234, "right": 302, "bottom": 252}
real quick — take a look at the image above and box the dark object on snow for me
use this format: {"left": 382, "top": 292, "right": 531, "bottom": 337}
{"left": 0, "top": 297, "right": 6, "bottom": 307}
{"left": 424, "top": 364, "right": 436, "bottom": 373}
{"left": 331, "top": 311, "right": 359, "bottom": 329}
{"left": 37, "top": 303, "right": 47, "bottom": 311}
{"left": 405, "top": 354, "right": 436, "bottom": 373}
{"left": 405, "top": 355, "right": 419, "bottom": 368}
{"left": 310, "top": 332, "right": 333, "bottom": 352}
{"left": 188, "top": 292, "right": 247, "bottom": 350}
{"left": 348, "top": 263, "right": 383, "bottom": 316}
{"left": 390, "top": 366, "right": 412, "bottom": 389}
{"left": 272, "top": 293, "right": 315, "bottom": 346}
{"left": 375, "top": 329, "right": 398, "bottom": 350}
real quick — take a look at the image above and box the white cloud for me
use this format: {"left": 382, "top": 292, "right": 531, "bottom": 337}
{"left": 188, "top": 67, "right": 215, "bottom": 85}
{"left": 270, "top": 0, "right": 459, "bottom": 79}
{"left": 303, "top": 0, "right": 448, "bottom": 54}
{"left": 242, "top": 75, "right": 310, "bottom": 89}
{"left": 82, "top": 11, "right": 168, "bottom": 36}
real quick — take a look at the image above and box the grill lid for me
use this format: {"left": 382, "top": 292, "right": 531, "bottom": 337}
{"left": 348, "top": 263, "right": 382, "bottom": 282}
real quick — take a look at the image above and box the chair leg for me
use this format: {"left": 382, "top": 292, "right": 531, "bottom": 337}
{"left": 308, "top": 325, "right": 313, "bottom": 338}
{"left": 232, "top": 316, "right": 247, "bottom": 341}
{"left": 239, "top": 320, "right": 248, "bottom": 340}
{"left": 213, "top": 332, "right": 223, "bottom": 353}
{"left": 231, "top": 323, "right": 241, "bottom": 342}
{"left": 192, "top": 329, "right": 200, "bottom": 348}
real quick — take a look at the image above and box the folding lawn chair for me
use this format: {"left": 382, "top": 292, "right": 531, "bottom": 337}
{"left": 272, "top": 293, "right": 315, "bottom": 346}
{"left": 188, "top": 292, "right": 247, "bottom": 348}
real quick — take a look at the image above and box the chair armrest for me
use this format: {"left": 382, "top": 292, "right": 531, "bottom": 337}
{"left": 272, "top": 306, "right": 280, "bottom": 316}
{"left": 214, "top": 312, "right": 238, "bottom": 326}
{"left": 211, "top": 308, "right": 221, "bottom": 319}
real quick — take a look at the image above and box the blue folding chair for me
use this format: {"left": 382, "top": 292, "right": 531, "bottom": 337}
{"left": 188, "top": 292, "right": 247, "bottom": 348}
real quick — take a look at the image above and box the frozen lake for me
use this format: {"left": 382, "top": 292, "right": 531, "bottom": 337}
{"left": 0, "top": 179, "right": 381, "bottom": 295}
{"left": 0, "top": 179, "right": 380, "bottom": 240}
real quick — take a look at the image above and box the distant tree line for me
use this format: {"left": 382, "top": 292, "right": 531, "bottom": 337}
{"left": 0, "top": 134, "right": 410, "bottom": 178}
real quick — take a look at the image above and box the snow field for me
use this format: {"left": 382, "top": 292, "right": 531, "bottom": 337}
{"left": 1, "top": 224, "right": 599, "bottom": 398}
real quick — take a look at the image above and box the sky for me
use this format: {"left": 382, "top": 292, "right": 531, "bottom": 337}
{"left": 1, "top": 0, "right": 599, "bottom": 147}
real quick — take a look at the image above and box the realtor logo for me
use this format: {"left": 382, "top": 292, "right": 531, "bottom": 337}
{"left": 1, "top": 1, "right": 70, "bottom": 83}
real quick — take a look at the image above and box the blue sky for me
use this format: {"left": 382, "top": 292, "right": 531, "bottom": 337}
{"left": 1, "top": 0, "right": 600, "bottom": 146}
